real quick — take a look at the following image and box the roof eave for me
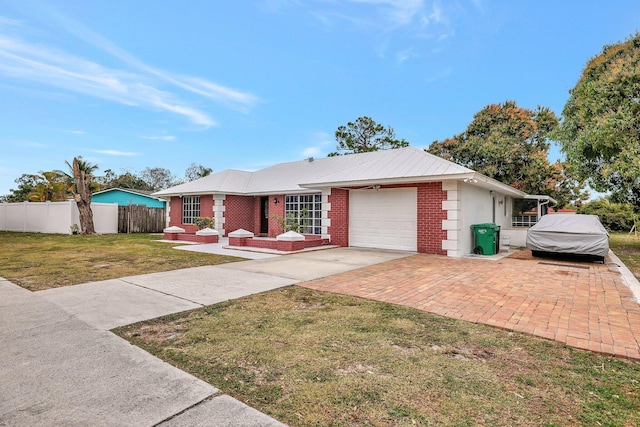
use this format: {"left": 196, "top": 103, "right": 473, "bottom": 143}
{"left": 299, "top": 173, "right": 526, "bottom": 197}
{"left": 298, "top": 174, "right": 469, "bottom": 189}
{"left": 525, "top": 194, "right": 559, "bottom": 206}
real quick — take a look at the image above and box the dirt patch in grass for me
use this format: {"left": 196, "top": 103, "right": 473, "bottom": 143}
{"left": 115, "top": 287, "right": 640, "bottom": 426}
{"left": 0, "top": 232, "right": 244, "bottom": 290}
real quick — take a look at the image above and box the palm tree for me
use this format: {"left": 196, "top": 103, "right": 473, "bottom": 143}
{"left": 27, "top": 171, "right": 69, "bottom": 202}
{"left": 57, "top": 157, "right": 99, "bottom": 235}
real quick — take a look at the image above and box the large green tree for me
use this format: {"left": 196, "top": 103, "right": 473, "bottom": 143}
{"left": 1, "top": 173, "right": 42, "bottom": 202}
{"left": 553, "top": 33, "right": 640, "bottom": 209}
{"left": 329, "top": 116, "right": 409, "bottom": 156}
{"left": 139, "top": 167, "right": 180, "bottom": 191}
{"left": 428, "top": 101, "right": 587, "bottom": 207}
{"left": 184, "top": 163, "right": 212, "bottom": 182}
{"left": 96, "top": 169, "right": 152, "bottom": 191}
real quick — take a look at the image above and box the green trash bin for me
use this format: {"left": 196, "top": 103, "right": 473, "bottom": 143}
{"left": 471, "top": 223, "right": 500, "bottom": 255}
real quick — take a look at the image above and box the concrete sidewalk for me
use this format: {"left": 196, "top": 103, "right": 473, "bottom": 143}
{"left": 38, "top": 266, "right": 298, "bottom": 330}
{"left": 1, "top": 247, "right": 412, "bottom": 426}
{"left": 0, "top": 279, "right": 229, "bottom": 426}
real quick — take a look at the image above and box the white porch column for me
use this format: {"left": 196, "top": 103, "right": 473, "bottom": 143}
{"left": 441, "top": 181, "right": 462, "bottom": 257}
{"left": 213, "top": 194, "right": 226, "bottom": 236}
{"left": 320, "top": 188, "right": 331, "bottom": 238}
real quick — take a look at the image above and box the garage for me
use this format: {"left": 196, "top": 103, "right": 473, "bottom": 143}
{"left": 349, "top": 187, "right": 417, "bottom": 251}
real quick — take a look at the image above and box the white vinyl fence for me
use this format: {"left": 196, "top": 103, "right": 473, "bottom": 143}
{"left": 0, "top": 201, "right": 118, "bottom": 234}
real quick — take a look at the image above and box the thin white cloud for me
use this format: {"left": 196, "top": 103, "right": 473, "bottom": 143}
{"left": 396, "top": 47, "right": 418, "bottom": 62}
{"left": 425, "top": 66, "right": 452, "bottom": 83}
{"left": 301, "top": 131, "right": 333, "bottom": 157}
{"left": 0, "top": 16, "right": 23, "bottom": 27}
{"left": 0, "top": 35, "right": 217, "bottom": 126}
{"left": 308, "top": 0, "right": 455, "bottom": 64}
{"left": 22, "top": 141, "right": 47, "bottom": 148}
{"left": 142, "top": 134, "right": 176, "bottom": 141}
{"left": 64, "top": 130, "right": 86, "bottom": 135}
{"left": 0, "top": 11, "right": 260, "bottom": 127}
{"left": 93, "top": 149, "right": 139, "bottom": 156}
{"left": 302, "top": 147, "right": 321, "bottom": 157}
{"left": 469, "top": 0, "right": 484, "bottom": 14}
{"left": 48, "top": 11, "right": 259, "bottom": 113}
{"left": 313, "top": 0, "right": 438, "bottom": 30}
{"left": 347, "top": 0, "right": 425, "bottom": 26}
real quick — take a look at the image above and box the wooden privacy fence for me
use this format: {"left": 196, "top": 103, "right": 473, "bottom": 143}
{"left": 118, "top": 205, "right": 166, "bottom": 233}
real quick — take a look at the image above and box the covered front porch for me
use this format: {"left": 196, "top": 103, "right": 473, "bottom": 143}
{"left": 501, "top": 195, "right": 559, "bottom": 247}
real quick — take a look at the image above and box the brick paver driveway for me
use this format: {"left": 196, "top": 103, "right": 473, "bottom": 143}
{"left": 300, "top": 250, "right": 640, "bottom": 360}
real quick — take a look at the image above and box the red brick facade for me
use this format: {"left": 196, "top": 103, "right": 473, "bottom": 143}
{"left": 417, "top": 182, "right": 447, "bottom": 255}
{"left": 168, "top": 195, "right": 214, "bottom": 233}
{"left": 200, "top": 195, "right": 214, "bottom": 219}
{"left": 327, "top": 188, "right": 349, "bottom": 247}
{"left": 168, "top": 196, "right": 182, "bottom": 226}
{"left": 229, "top": 234, "right": 328, "bottom": 251}
{"left": 169, "top": 183, "right": 448, "bottom": 254}
{"left": 327, "top": 183, "right": 447, "bottom": 255}
{"left": 252, "top": 195, "right": 284, "bottom": 237}
{"left": 225, "top": 195, "right": 255, "bottom": 234}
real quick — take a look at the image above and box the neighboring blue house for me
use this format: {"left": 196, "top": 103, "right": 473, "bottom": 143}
{"left": 92, "top": 188, "right": 166, "bottom": 208}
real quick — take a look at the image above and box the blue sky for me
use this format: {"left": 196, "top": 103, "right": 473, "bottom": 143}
{"left": 1, "top": 1, "right": 639, "bottom": 196}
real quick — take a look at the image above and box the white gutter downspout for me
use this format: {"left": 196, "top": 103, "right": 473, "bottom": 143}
{"left": 537, "top": 199, "right": 549, "bottom": 221}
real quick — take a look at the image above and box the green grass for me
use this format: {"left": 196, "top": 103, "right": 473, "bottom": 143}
{"left": 115, "top": 287, "right": 640, "bottom": 426}
{"left": 3, "top": 230, "right": 639, "bottom": 424}
{"left": 0, "top": 231, "right": 244, "bottom": 290}
{"left": 609, "top": 232, "right": 640, "bottom": 279}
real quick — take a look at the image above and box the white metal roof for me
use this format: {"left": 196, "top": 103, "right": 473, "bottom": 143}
{"left": 154, "top": 169, "right": 253, "bottom": 196}
{"left": 153, "top": 147, "right": 526, "bottom": 198}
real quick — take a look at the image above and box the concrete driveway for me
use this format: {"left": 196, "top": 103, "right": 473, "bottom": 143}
{"left": 0, "top": 247, "right": 412, "bottom": 426}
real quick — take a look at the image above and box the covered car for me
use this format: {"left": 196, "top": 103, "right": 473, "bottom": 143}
{"left": 526, "top": 214, "right": 609, "bottom": 262}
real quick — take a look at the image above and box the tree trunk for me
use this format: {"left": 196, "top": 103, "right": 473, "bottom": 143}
{"left": 73, "top": 158, "right": 96, "bottom": 235}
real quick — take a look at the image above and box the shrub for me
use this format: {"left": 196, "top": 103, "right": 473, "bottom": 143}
{"left": 270, "top": 209, "right": 308, "bottom": 234}
{"left": 194, "top": 217, "right": 215, "bottom": 230}
{"left": 578, "top": 200, "right": 638, "bottom": 231}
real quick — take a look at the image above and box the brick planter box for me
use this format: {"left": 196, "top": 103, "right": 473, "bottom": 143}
{"left": 229, "top": 234, "right": 329, "bottom": 252}
{"left": 163, "top": 226, "right": 219, "bottom": 244}
{"left": 163, "top": 232, "right": 219, "bottom": 243}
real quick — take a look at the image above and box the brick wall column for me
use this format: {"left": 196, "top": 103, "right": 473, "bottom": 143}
{"left": 268, "top": 195, "right": 285, "bottom": 237}
{"left": 200, "top": 195, "right": 213, "bottom": 218}
{"left": 225, "top": 195, "right": 256, "bottom": 235}
{"left": 327, "top": 188, "right": 349, "bottom": 247}
{"left": 168, "top": 196, "right": 181, "bottom": 227}
{"left": 417, "top": 182, "right": 447, "bottom": 255}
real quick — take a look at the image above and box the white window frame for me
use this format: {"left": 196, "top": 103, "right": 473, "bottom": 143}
{"left": 285, "top": 194, "right": 322, "bottom": 234}
{"left": 182, "top": 196, "right": 200, "bottom": 224}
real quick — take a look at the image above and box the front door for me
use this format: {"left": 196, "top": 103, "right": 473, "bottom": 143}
{"left": 260, "top": 196, "right": 269, "bottom": 234}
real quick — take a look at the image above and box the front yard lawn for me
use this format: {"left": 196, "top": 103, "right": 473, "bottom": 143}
{"left": 0, "top": 232, "right": 243, "bottom": 291}
{"left": 610, "top": 232, "right": 640, "bottom": 279}
{"left": 116, "top": 287, "right": 640, "bottom": 426}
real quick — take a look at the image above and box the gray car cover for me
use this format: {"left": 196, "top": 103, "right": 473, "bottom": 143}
{"left": 526, "top": 214, "right": 609, "bottom": 257}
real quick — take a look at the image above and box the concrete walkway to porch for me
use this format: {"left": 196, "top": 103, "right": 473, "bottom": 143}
{"left": 299, "top": 250, "right": 640, "bottom": 361}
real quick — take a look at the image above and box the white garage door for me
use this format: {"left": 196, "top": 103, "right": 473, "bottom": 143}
{"left": 349, "top": 188, "right": 417, "bottom": 251}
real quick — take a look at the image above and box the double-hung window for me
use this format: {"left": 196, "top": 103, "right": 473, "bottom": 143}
{"left": 182, "top": 196, "right": 200, "bottom": 224}
{"left": 285, "top": 194, "right": 322, "bottom": 234}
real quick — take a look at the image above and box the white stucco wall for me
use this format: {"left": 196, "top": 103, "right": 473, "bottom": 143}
{"left": 454, "top": 183, "right": 514, "bottom": 256}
